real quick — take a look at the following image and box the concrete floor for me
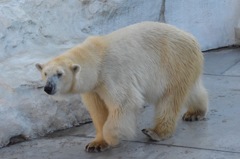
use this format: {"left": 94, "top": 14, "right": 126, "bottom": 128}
{"left": 1, "top": 48, "right": 240, "bottom": 159}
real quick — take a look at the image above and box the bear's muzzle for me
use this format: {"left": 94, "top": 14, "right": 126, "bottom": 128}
{"left": 44, "top": 77, "right": 57, "bottom": 95}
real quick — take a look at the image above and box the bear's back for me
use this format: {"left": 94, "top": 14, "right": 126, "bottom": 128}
{"left": 99, "top": 22, "right": 203, "bottom": 104}
{"left": 103, "top": 21, "right": 202, "bottom": 68}
{"left": 105, "top": 22, "right": 199, "bottom": 49}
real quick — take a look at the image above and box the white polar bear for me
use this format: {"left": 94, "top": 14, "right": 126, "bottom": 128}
{"left": 36, "top": 22, "right": 208, "bottom": 152}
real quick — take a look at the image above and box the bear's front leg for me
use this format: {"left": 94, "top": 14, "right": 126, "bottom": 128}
{"left": 102, "top": 106, "right": 137, "bottom": 146}
{"left": 81, "top": 93, "right": 109, "bottom": 152}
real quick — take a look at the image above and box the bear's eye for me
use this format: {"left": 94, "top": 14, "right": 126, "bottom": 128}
{"left": 44, "top": 72, "right": 47, "bottom": 76}
{"left": 57, "top": 72, "right": 63, "bottom": 78}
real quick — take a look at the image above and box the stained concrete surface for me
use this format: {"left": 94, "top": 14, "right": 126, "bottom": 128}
{"left": 203, "top": 47, "right": 240, "bottom": 75}
{"left": 1, "top": 48, "right": 240, "bottom": 159}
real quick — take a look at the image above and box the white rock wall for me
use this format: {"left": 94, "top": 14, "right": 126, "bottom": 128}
{"left": 0, "top": 0, "right": 162, "bottom": 60}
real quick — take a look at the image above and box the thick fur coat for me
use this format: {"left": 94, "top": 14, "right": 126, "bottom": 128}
{"left": 36, "top": 22, "right": 208, "bottom": 152}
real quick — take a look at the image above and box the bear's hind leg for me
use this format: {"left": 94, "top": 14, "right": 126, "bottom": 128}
{"left": 142, "top": 89, "right": 186, "bottom": 141}
{"left": 182, "top": 79, "right": 208, "bottom": 121}
{"left": 81, "top": 92, "right": 109, "bottom": 152}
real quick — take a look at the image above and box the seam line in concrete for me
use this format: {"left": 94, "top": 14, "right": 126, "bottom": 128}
{"left": 203, "top": 73, "right": 240, "bottom": 77}
{"left": 131, "top": 141, "right": 240, "bottom": 155}
{"left": 68, "top": 135, "right": 240, "bottom": 154}
{"left": 220, "top": 59, "right": 240, "bottom": 75}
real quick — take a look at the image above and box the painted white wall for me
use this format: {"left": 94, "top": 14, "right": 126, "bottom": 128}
{"left": 236, "top": 18, "right": 240, "bottom": 44}
{"left": 166, "top": 0, "right": 240, "bottom": 50}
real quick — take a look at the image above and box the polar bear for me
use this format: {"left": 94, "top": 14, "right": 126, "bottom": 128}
{"left": 36, "top": 22, "right": 208, "bottom": 152}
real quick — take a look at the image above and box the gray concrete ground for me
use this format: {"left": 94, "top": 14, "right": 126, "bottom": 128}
{"left": 1, "top": 48, "right": 240, "bottom": 159}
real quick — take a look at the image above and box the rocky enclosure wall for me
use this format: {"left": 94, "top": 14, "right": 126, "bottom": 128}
{"left": 0, "top": 0, "right": 240, "bottom": 60}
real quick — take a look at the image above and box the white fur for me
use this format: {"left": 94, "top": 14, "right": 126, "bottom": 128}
{"left": 36, "top": 22, "right": 208, "bottom": 150}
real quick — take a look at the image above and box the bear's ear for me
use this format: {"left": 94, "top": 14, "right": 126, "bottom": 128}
{"left": 71, "top": 64, "right": 81, "bottom": 74}
{"left": 36, "top": 63, "right": 43, "bottom": 72}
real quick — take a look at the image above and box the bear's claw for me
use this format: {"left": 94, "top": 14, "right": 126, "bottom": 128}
{"left": 182, "top": 111, "right": 205, "bottom": 122}
{"left": 142, "top": 129, "right": 161, "bottom": 141}
{"left": 85, "top": 140, "right": 109, "bottom": 153}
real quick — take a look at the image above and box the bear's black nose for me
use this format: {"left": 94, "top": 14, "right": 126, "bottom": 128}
{"left": 44, "top": 86, "right": 53, "bottom": 95}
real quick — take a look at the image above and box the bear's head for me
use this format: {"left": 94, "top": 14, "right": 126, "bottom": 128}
{"left": 35, "top": 60, "right": 80, "bottom": 95}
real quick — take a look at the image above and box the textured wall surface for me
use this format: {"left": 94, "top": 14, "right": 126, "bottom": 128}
{"left": 0, "top": 0, "right": 162, "bottom": 60}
